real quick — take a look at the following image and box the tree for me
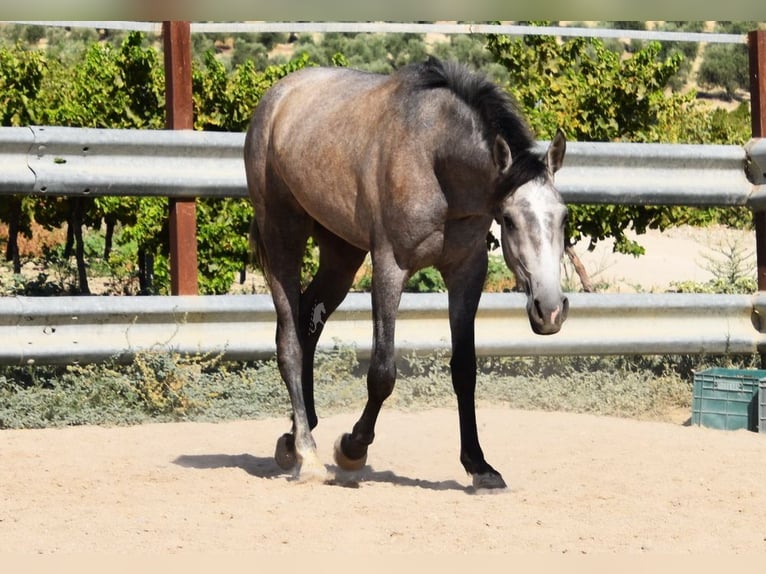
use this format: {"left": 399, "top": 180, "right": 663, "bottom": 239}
{"left": 697, "top": 44, "right": 749, "bottom": 100}
{"left": 290, "top": 32, "right": 428, "bottom": 73}
{"left": 697, "top": 21, "right": 760, "bottom": 100}
{"left": 0, "top": 42, "right": 46, "bottom": 271}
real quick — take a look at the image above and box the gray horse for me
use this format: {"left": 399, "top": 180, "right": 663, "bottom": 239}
{"left": 245, "top": 57, "right": 568, "bottom": 489}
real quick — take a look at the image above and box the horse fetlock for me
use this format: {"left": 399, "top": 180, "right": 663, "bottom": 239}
{"left": 333, "top": 433, "right": 368, "bottom": 471}
{"left": 297, "top": 451, "right": 328, "bottom": 483}
{"left": 274, "top": 433, "right": 297, "bottom": 470}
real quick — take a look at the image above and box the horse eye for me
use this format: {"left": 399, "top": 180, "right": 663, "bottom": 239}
{"left": 503, "top": 215, "right": 515, "bottom": 231}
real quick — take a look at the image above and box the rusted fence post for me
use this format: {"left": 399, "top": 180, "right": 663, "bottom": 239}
{"left": 163, "top": 20, "right": 199, "bottom": 295}
{"left": 750, "top": 30, "right": 766, "bottom": 290}
{"left": 748, "top": 30, "right": 766, "bottom": 366}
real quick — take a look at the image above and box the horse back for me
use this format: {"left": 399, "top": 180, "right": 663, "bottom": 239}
{"left": 246, "top": 67, "right": 431, "bottom": 250}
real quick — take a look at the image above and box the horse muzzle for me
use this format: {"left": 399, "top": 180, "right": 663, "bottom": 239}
{"left": 527, "top": 294, "right": 569, "bottom": 335}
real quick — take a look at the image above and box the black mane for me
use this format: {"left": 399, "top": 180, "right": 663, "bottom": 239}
{"left": 402, "top": 57, "right": 547, "bottom": 193}
{"left": 406, "top": 57, "right": 536, "bottom": 156}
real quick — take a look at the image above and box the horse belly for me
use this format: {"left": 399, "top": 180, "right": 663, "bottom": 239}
{"left": 272, "top": 155, "right": 373, "bottom": 251}
{"left": 271, "top": 135, "right": 382, "bottom": 252}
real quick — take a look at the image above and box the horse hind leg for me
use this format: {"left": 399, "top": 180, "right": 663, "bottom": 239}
{"left": 298, "top": 228, "right": 367, "bottom": 431}
{"left": 272, "top": 226, "right": 366, "bottom": 481}
{"left": 256, "top": 211, "right": 327, "bottom": 482}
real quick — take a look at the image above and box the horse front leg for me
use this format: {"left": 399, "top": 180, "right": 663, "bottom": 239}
{"left": 334, "top": 251, "right": 407, "bottom": 471}
{"left": 443, "top": 252, "right": 507, "bottom": 490}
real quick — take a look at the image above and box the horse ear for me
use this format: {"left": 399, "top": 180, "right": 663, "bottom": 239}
{"left": 493, "top": 135, "right": 512, "bottom": 175}
{"left": 547, "top": 128, "right": 566, "bottom": 175}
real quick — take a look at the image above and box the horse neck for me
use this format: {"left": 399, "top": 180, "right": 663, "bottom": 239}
{"left": 433, "top": 141, "right": 498, "bottom": 217}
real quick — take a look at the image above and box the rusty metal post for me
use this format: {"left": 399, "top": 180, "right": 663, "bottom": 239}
{"left": 750, "top": 30, "right": 766, "bottom": 290}
{"left": 163, "top": 20, "right": 198, "bottom": 295}
{"left": 750, "top": 30, "right": 766, "bottom": 140}
{"left": 749, "top": 30, "right": 766, "bottom": 365}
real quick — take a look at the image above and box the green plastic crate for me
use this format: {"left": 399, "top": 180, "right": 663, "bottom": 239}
{"left": 760, "top": 381, "right": 766, "bottom": 434}
{"left": 691, "top": 368, "right": 766, "bottom": 432}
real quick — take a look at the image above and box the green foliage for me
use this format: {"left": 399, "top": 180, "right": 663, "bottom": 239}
{"left": 195, "top": 198, "right": 252, "bottom": 294}
{"left": 229, "top": 33, "right": 283, "bottom": 70}
{"left": 114, "top": 196, "right": 170, "bottom": 294}
{"left": 431, "top": 33, "right": 508, "bottom": 84}
{"left": 487, "top": 30, "right": 690, "bottom": 142}
{"left": 192, "top": 50, "right": 312, "bottom": 132}
{"left": 0, "top": 31, "right": 316, "bottom": 295}
{"left": 654, "top": 21, "right": 705, "bottom": 91}
{"left": 405, "top": 267, "right": 447, "bottom": 293}
{"left": 291, "top": 32, "right": 428, "bottom": 73}
{"left": 42, "top": 32, "right": 165, "bottom": 129}
{"left": 0, "top": 41, "right": 47, "bottom": 125}
{"left": 598, "top": 21, "right": 704, "bottom": 90}
{"left": 698, "top": 43, "right": 749, "bottom": 100}
{"left": 484, "top": 255, "right": 516, "bottom": 292}
{"left": 697, "top": 22, "right": 762, "bottom": 100}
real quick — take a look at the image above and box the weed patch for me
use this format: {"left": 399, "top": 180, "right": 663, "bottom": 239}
{"left": 0, "top": 349, "right": 759, "bottom": 429}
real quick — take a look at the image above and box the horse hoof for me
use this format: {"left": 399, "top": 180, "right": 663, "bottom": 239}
{"left": 472, "top": 472, "right": 508, "bottom": 491}
{"left": 333, "top": 434, "right": 367, "bottom": 471}
{"left": 274, "top": 433, "right": 297, "bottom": 471}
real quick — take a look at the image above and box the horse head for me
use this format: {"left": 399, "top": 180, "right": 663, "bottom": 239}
{"left": 494, "top": 129, "right": 569, "bottom": 335}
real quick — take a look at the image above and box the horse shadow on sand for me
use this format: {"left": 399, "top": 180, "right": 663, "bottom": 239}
{"left": 172, "top": 453, "right": 472, "bottom": 493}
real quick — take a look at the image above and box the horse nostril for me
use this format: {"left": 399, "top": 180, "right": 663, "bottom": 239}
{"left": 534, "top": 299, "right": 543, "bottom": 320}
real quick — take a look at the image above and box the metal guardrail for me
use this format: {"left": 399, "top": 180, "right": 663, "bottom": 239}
{"left": 0, "top": 126, "right": 761, "bottom": 206}
{"left": 9, "top": 21, "right": 750, "bottom": 44}
{"left": 0, "top": 126, "right": 246, "bottom": 198}
{"left": 1, "top": 126, "right": 765, "bottom": 366}
{"left": 1, "top": 292, "right": 764, "bottom": 366}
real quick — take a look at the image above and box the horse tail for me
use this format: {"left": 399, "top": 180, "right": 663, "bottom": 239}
{"left": 249, "top": 215, "right": 272, "bottom": 286}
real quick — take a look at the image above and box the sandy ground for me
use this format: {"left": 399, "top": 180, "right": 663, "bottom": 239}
{"left": 2, "top": 407, "right": 766, "bottom": 555}
{"left": 571, "top": 224, "right": 756, "bottom": 293}
{"left": 2, "top": 224, "right": 764, "bottom": 556}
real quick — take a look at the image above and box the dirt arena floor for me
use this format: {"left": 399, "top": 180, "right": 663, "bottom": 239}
{"left": 2, "top": 224, "right": 764, "bottom": 558}
{"left": 2, "top": 407, "right": 765, "bottom": 555}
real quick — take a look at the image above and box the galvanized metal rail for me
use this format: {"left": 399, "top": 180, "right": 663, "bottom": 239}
{"left": 1, "top": 126, "right": 766, "bottom": 365}
{"left": 9, "top": 21, "right": 750, "bottom": 44}
{"left": 1, "top": 292, "right": 765, "bottom": 366}
{"left": 1, "top": 126, "right": 762, "bottom": 206}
